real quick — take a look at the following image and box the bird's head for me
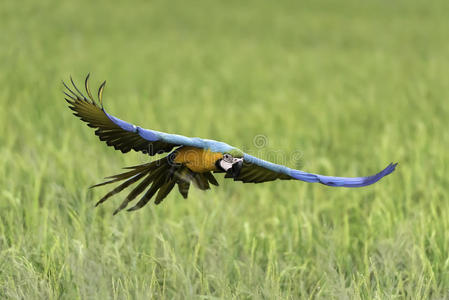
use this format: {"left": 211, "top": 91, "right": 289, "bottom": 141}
{"left": 215, "top": 149, "right": 244, "bottom": 178}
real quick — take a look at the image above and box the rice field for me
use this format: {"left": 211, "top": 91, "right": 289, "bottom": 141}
{"left": 1, "top": 0, "right": 449, "bottom": 298}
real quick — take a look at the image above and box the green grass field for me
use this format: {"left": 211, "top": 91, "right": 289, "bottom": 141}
{"left": 1, "top": 0, "right": 449, "bottom": 298}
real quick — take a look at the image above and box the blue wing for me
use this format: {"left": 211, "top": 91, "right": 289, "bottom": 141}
{"left": 236, "top": 154, "right": 397, "bottom": 187}
{"left": 64, "top": 75, "right": 235, "bottom": 155}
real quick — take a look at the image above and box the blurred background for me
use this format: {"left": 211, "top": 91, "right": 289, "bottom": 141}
{"left": 1, "top": 0, "right": 448, "bottom": 298}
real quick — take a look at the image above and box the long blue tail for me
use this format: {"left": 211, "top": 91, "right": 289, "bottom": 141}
{"left": 289, "top": 163, "right": 398, "bottom": 187}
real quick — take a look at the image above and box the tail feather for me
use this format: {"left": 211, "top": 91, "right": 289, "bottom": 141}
{"left": 204, "top": 172, "right": 219, "bottom": 186}
{"left": 112, "top": 162, "right": 171, "bottom": 214}
{"left": 177, "top": 180, "right": 190, "bottom": 199}
{"left": 90, "top": 161, "right": 158, "bottom": 188}
{"left": 193, "top": 173, "right": 210, "bottom": 190}
{"left": 91, "top": 157, "right": 220, "bottom": 214}
{"left": 95, "top": 172, "right": 148, "bottom": 207}
{"left": 112, "top": 172, "right": 157, "bottom": 214}
{"left": 127, "top": 176, "right": 166, "bottom": 212}
{"left": 122, "top": 163, "right": 154, "bottom": 170}
{"left": 91, "top": 168, "right": 147, "bottom": 188}
{"left": 173, "top": 168, "right": 195, "bottom": 198}
{"left": 107, "top": 162, "right": 156, "bottom": 176}
{"left": 155, "top": 180, "right": 177, "bottom": 205}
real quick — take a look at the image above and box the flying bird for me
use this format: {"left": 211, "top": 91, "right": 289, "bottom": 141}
{"left": 64, "top": 75, "right": 397, "bottom": 215}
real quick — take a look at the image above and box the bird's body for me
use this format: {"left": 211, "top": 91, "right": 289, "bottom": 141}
{"left": 64, "top": 75, "right": 397, "bottom": 214}
{"left": 173, "top": 146, "right": 223, "bottom": 173}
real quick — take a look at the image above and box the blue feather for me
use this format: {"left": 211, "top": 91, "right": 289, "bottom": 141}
{"left": 244, "top": 154, "right": 397, "bottom": 187}
{"left": 290, "top": 163, "right": 397, "bottom": 187}
{"left": 103, "top": 109, "right": 235, "bottom": 153}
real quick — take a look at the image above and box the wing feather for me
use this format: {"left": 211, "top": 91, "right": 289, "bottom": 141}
{"left": 235, "top": 154, "right": 397, "bottom": 187}
{"left": 64, "top": 75, "right": 239, "bottom": 154}
{"left": 65, "top": 75, "right": 180, "bottom": 155}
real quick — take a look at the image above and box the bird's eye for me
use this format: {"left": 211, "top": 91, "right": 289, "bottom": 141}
{"left": 223, "top": 154, "right": 232, "bottom": 161}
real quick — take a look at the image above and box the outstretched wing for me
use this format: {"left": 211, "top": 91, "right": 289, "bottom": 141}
{"left": 228, "top": 153, "right": 397, "bottom": 187}
{"left": 64, "top": 75, "right": 235, "bottom": 155}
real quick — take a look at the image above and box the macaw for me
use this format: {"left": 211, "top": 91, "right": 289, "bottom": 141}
{"left": 64, "top": 75, "right": 397, "bottom": 215}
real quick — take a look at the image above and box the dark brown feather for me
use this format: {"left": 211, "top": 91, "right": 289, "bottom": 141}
{"left": 177, "top": 180, "right": 190, "bottom": 199}
{"left": 126, "top": 175, "right": 166, "bottom": 211}
{"left": 155, "top": 180, "right": 176, "bottom": 205}
{"left": 95, "top": 172, "right": 148, "bottom": 207}
{"left": 227, "top": 163, "right": 292, "bottom": 183}
{"left": 204, "top": 172, "right": 219, "bottom": 186}
{"left": 112, "top": 172, "right": 156, "bottom": 215}
{"left": 63, "top": 75, "right": 179, "bottom": 155}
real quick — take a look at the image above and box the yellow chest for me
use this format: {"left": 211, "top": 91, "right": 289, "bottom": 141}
{"left": 173, "top": 146, "right": 223, "bottom": 173}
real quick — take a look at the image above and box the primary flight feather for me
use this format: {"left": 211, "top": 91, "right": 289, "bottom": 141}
{"left": 64, "top": 75, "right": 397, "bottom": 214}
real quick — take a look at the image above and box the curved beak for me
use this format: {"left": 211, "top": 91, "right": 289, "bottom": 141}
{"left": 231, "top": 159, "right": 243, "bottom": 178}
{"left": 218, "top": 157, "right": 244, "bottom": 178}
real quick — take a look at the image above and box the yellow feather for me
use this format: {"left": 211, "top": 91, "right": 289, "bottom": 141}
{"left": 173, "top": 147, "right": 223, "bottom": 173}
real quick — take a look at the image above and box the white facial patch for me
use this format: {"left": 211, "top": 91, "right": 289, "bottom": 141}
{"left": 219, "top": 157, "right": 243, "bottom": 171}
{"left": 219, "top": 160, "right": 233, "bottom": 171}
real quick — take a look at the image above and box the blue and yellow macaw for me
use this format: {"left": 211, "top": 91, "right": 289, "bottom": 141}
{"left": 64, "top": 75, "right": 397, "bottom": 214}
